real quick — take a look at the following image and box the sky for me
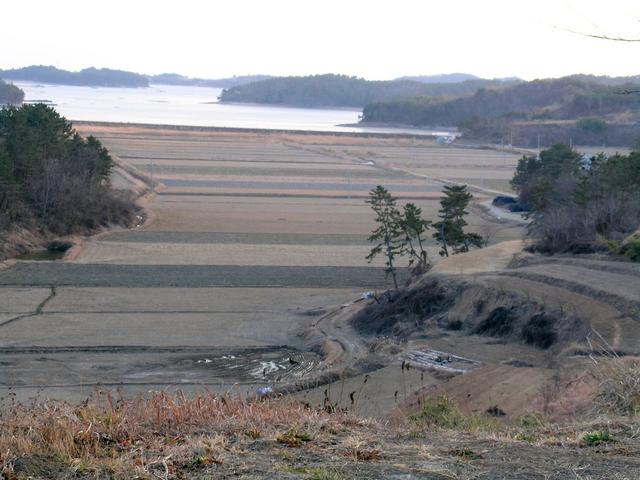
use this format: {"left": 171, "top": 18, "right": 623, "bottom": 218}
{"left": 2, "top": 0, "right": 640, "bottom": 81}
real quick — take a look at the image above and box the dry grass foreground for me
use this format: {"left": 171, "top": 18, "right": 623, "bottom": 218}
{"left": 2, "top": 388, "right": 640, "bottom": 479}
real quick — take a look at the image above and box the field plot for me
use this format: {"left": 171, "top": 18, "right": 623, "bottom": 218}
{"left": 0, "top": 125, "right": 525, "bottom": 402}
{"left": 281, "top": 140, "right": 526, "bottom": 193}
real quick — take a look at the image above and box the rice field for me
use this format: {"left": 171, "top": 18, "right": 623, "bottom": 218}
{"left": 0, "top": 124, "right": 525, "bottom": 401}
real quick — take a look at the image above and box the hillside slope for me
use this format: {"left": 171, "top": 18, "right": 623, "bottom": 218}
{"left": 362, "top": 76, "right": 640, "bottom": 126}
{"left": 218, "top": 74, "right": 517, "bottom": 108}
{"left": 362, "top": 75, "right": 640, "bottom": 146}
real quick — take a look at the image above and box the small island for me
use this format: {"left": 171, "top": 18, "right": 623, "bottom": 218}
{"left": 0, "top": 65, "right": 149, "bottom": 88}
{"left": 218, "top": 73, "right": 515, "bottom": 108}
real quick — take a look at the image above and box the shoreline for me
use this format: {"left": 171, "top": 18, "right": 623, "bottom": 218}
{"left": 218, "top": 99, "right": 362, "bottom": 112}
{"left": 71, "top": 119, "right": 444, "bottom": 140}
{"left": 339, "top": 121, "right": 459, "bottom": 135}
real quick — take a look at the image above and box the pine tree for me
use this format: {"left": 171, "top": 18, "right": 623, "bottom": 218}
{"left": 433, "top": 184, "right": 484, "bottom": 256}
{"left": 366, "top": 186, "right": 403, "bottom": 288}
{"left": 400, "top": 202, "right": 431, "bottom": 270}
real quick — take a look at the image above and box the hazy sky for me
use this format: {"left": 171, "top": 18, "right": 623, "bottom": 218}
{"left": 2, "top": 0, "right": 640, "bottom": 80}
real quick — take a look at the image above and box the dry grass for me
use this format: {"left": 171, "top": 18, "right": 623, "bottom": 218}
{"left": 584, "top": 329, "right": 640, "bottom": 416}
{"left": 1, "top": 390, "right": 640, "bottom": 479}
{"left": 594, "top": 357, "right": 640, "bottom": 415}
{"left": 589, "top": 338, "right": 640, "bottom": 416}
{"left": 0, "top": 390, "right": 366, "bottom": 479}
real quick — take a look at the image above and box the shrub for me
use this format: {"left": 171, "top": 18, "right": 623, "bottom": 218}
{"left": 583, "top": 431, "right": 612, "bottom": 445}
{"left": 446, "top": 319, "right": 463, "bottom": 330}
{"left": 595, "top": 358, "right": 640, "bottom": 416}
{"left": 351, "top": 279, "right": 453, "bottom": 335}
{"left": 515, "top": 412, "right": 545, "bottom": 428}
{"left": 409, "top": 396, "right": 498, "bottom": 431}
{"left": 410, "top": 396, "right": 467, "bottom": 429}
{"left": 577, "top": 117, "right": 607, "bottom": 133}
{"left": 605, "top": 239, "right": 621, "bottom": 253}
{"left": 621, "top": 239, "right": 640, "bottom": 262}
{"left": 475, "top": 306, "right": 515, "bottom": 337}
{"left": 521, "top": 313, "right": 557, "bottom": 349}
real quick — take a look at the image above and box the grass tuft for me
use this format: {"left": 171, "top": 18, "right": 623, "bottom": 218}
{"left": 583, "top": 431, "right": 612, "bottom": 445}
{"left": 277, "top": 429, "right": 314, "bottom": 448}
{"left": 409, "top": 395, "right": 498, "bottom": 432}
{"left": 449, "top": 448, "right": 483, "bottom": 460}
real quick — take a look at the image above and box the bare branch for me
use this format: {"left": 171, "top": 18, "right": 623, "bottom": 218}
{"left": 615, "top": 89, "right": 640, "bottom": 95}
{"left": 552, "top": 25, "right": 640, "bottom": 42}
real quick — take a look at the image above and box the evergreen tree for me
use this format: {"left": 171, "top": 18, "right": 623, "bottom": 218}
{"left": 0, "top": 104, "right": 131, "bottom": 234}
{"left": 366, "top": 186, "right": 403, "bottom": 288}
{"left": 399, "top": 202, "right": 431, "bottom": 270}
{"left": 511, "top": 144, "right": 582, "bottom": 210}
{"left": 433, "top": 184, "right": 484, "bottom": 256}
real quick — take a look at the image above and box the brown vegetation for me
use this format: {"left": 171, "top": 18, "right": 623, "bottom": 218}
{"left": 1, "top": 389, "right": 640, "bottom": 479}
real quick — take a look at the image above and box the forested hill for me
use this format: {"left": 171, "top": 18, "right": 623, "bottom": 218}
{"left": 0, "top": 80, "right": 23, "bottom": 105}
{"left": 218, "top": 74, "right": 517, "bottom": 108}
{"left": 148, "top": 73, "right": 272, "bottom": 88}
{"left": 362, "top": 76, "right": 640, "bottom": 126}
{"left": 0, "top": 66, "right": 149, "bottom": 87}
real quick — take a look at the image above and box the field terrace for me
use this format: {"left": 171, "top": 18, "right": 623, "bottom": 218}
{"left": 0, "top": 124, "right": 524, "bottom": 403}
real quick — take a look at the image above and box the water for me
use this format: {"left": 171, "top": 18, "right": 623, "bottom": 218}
{"left": 15, "top": 81, "right": 449, "bottom": 135}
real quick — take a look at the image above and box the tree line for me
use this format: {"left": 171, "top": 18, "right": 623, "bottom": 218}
{"left": 0, "top": 104, "right": 137, "bottom": 239}
{"left": 362, "top": 75, "right": 640, "bottom": 126}
{"left": 361, "top": 76, "right": 640, "bottom": 147}
{"left": 219, "top": 74, "right": 516, "bottom": 108}
{"left": 366, "top": 184, "right": 483, "bottom": 288}
{"left": 511, "top": 143, "right": 640, "bottom": 261}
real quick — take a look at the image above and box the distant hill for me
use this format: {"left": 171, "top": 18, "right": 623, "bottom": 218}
{"left": 149, "top": 73, "right": 272, "bottom": 88}
{"left": 218, "top": 74, "right": 518, "bottom": 108}
{"left": 0, "top": 66, "right": 149, "bottom": 87}
{"left": 361, "top": 75, "right": 640, "bottom": 146}
{"left": 362, "top": 76, "right": 640, "bottom": 126}
{"left": 565, "top": 74, "right": 640, "bottom": 86}
{"left": 394, "top": 73, "right": 481, "bottom": 83}
{"left": 0, "top": 79, "right": 24, "bottom": 105}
